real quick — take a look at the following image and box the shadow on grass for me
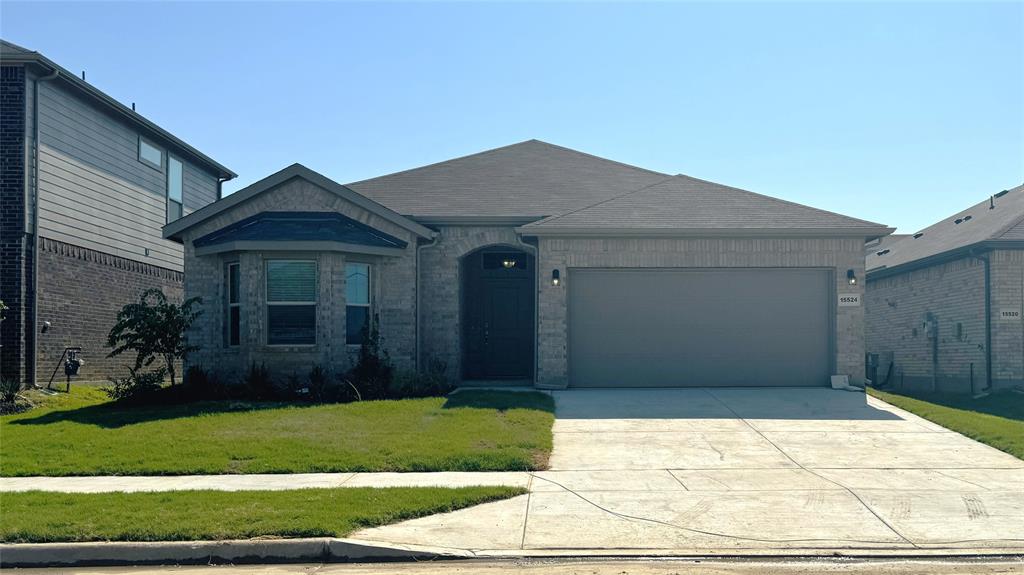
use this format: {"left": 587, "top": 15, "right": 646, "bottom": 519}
{"left": 7, "top": 399, "right": 299, "bottom": 429}
{"left": 442, "top": 390, "right": 555, "bottom": 413}
{"left": 881, "top": 389, "right": 1024, "bottom": 421}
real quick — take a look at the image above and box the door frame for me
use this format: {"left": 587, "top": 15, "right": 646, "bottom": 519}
{"left": 460, "top": 245, "right": 537, "bottom": 381}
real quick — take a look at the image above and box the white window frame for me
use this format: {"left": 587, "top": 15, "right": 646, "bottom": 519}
{"left": 265, "top": 259, "right": 318, "bottom": 346}
{"left": 345, "top": 262, "right": 372, "bottom": 346}
{"left": 138, "top": 136, "right": 163, "bottom": 170}
{"left": 226, "top": 262, "right": 240, "bottom": 348}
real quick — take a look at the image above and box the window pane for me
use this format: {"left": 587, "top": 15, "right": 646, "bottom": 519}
{"left": 139, "top": 138, "right": 162, "bottom": 167}
{"left": 228, "top": 264, "right": 240, "bottom": 304}
{"left": 229, "top": 307, "right": 240, "bottom": 346}
{"left": 346, "top": 306, "right": 369, "bottom": 345}
{"left": 267, "top": 261, "right": 316, "bottom": 302}
{"left": 268, "top": 305, "right": 316, "bottom": 345}
{"left": 167, "top": 199, "right": 182, "bottom": 222}
{"left": 345, "top": 263, "right": 370, "bottom": 305}
{"left": 168, "top": 157, "right": 183, "bottom": 202}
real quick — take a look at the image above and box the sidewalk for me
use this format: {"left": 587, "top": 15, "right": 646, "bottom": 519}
{"left": 0, "top": 472, "right": 531, "bottom": 493}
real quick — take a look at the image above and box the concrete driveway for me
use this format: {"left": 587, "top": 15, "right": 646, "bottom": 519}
{"left": 353, "top": 388, "right": 1024, "bottom": 555}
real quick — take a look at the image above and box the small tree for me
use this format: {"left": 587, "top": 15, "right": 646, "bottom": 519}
{"left": 107, "top": 289, "right": 202, "bottom": 387}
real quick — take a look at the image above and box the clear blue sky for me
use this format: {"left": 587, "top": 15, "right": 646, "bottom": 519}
{"left": 3, "top": 2, "right": 1021, "bottom": 233}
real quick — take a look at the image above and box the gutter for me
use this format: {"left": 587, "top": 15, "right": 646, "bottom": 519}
{"left": 970, "top": 248, "right": 994, "bottom": 392}
{"left": 29, "top": 65, "right": 60, "bottom": 387}
{"left": 414, "top": 236, "right": 439, "bottom": 371}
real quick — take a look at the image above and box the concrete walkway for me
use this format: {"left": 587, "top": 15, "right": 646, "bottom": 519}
{"left": 0, "top": 472, "right": 529, "bottom": 493}
{"left": 352, "top": 388, "right": 1024, "bottom": 554}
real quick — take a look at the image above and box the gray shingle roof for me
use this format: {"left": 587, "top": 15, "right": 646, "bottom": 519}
{"left": 347, "top": 140, "right": 669, "bottom": 219}
{"left": 867, "top": 184, "right": 1024, "bottom": 274}
{"left": 193, "top": 212, "right": 407, "bottom": 250}
{"left": 520, "top": 174, "right": 890, "bottom": 235}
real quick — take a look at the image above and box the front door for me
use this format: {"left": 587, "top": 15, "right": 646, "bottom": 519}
{"left": 462, "top": 249, "right": 535, "bottom": 380}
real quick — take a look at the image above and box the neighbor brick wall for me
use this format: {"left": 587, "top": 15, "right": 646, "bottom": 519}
{"left": 35, "top": 237, "right": 184, "bottom": 383}
{"left": 865, "top": 249, "right": 1024, "bottom": 394}
{"left": 865, "top": 256, "right": 986, "bottom": 393}
{"left": 536, "top": 236, "right": 867, "bottom": 389}
{"left": 0, "top": 65, "right": 27, "bottom": 382}
{"left": 182, "top": 178, "right": 418, "bottom": 382}
{"left": 989, "top": 249, "right": 1024, "bottom": 388}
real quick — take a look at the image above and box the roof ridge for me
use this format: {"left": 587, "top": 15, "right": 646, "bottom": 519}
{"left": 526, "top": 174, "right": 677, "bottom": 226}
{"left": 347, "top": 139, "right": 668, "bottom": 187}
{"left": 347, "top": 140, "right": 541, "bottom": 187}
{"left": 530, "top": 140, "right": 670, "bottom": 178}
{"left": 671, "top": 173, "right": 887, "bottom": 227}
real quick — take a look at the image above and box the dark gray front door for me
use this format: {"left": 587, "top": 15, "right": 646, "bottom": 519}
{"left": 568, "top": 268, "right": 832, "bottom": 387}
{"left": 462, "top": 250, "right": 535, "bottom": 379}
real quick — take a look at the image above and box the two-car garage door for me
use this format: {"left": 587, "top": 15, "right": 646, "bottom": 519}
{"left": 568, "top": 268, "right": 832, "bottom": 387}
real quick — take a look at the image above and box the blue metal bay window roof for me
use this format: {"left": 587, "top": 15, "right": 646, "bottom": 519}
{"left": 193, "top": 212, "right": 408, "bottom": 256}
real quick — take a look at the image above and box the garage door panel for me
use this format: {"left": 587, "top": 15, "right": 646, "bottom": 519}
{"left": 568, "top": 269, "right": 831, "bottom": 388}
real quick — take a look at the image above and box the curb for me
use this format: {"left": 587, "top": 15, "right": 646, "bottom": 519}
{"left": 3, "top": 538, "right": 1022, "bottom": 567}
{"left": 0, "top": 538, "right": 473, "bottom": 568}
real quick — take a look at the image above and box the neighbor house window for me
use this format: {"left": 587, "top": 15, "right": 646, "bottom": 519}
{"left": 139, "top": 137, "right": 163, "bottom": 169}
{"left": 167, "top": 156, "right": 183, "bottom": 222}
{"left": 345, "top": 262, "right": 371, "bottom": 345}
{"left": 226, "top": 262, "right": 240, "bottom": 347}
{"left": 266, "top": 260, "right": 317, "bottom": 345}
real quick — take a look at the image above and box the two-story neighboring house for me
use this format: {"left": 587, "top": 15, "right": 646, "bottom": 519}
{"left": 1, "top": 39, "right": 235, "bottom": 385}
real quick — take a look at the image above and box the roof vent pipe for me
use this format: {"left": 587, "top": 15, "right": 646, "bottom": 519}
{"left": 990, "top": 196, "right": 995, "bottom": 209}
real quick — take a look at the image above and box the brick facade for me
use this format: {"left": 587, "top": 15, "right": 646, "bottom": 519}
{"left": 0, "top": 65, "right": 27, "bottom": 382}
{"left": 418, "top": 226, "right": 534, "bottom": 381}
{"left": 35, "top": 237, "right": 184, "bottom": 383}
{"left": 535, "top": 237, "right": 866, "bottom": 388}
{"left": 865, "top": 249, "right": 1024, "bottom": 393}
{"left": 182, "top": 178, "right": 418, "bottom": 382}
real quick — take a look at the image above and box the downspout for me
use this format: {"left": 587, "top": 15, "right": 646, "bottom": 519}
{"left": 29, "top": 65, "right": 60, "bottom": 387}
{"left": 414, "top": 235, "right": 438, "bottom": 372}
{"left": 971, "top": 248, "right": 993, "bottom": 392}
{"left": 514, "top": 234, "right": 540, "bottom": 386}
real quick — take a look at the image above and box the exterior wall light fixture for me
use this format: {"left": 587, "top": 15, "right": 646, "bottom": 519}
{"left": 847, "top": 269, "right": 857, "bottom": 285}
{"left": 552, "top": 269, "right": 561, "bottom": 286}
{"left": 502, "top": 258, "right": 516, "bottom": 269}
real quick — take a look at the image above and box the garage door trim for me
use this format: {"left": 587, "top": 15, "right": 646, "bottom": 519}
{"left": 566, "top": 267, "right": 836, "bottom": 388}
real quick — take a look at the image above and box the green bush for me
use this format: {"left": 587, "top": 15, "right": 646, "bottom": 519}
{"left": 393, "top": 357, "right": 453, "bottom": 399}
{"left": 342, "top": 320, "right": 393, "bottom": 401}
{"left": 1, "top": 377, "right": 21, "bottom": 404}
{"left": 243, "top": 362, "right": 277, "bottom": 400}
{"left": 103, "top": 367, "right": 166, "bottom": 402}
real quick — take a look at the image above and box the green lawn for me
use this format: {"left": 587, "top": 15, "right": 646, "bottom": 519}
{"left": 870, "top": 388, "right": 1024, "bottom": 460}
{"left": 0, "top": 486, "right": 524, "bottom": 543}
{"left": 0, "top": 388, "right": 555, "bottom": 476}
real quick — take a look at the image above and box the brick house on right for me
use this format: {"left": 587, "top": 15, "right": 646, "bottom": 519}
{"left": 866, "top": 184, "right": 1024, "bottom": 394}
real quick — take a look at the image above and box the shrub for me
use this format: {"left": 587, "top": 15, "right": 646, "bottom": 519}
{"left": 178, "top": 365, "right": 230, "bottom": 402}
{"left": 342, "top": 320, "right": 393, "bottom": 401}
{"left": 306, "top": 365, "right": 334, "bottom": 402}
{"left": 243, "top": 362, "right": 277, "bottom": 400}
{"left": 106, "top": 289, "right": 202, "bottom": 387}
{"left": 1, "top": 377, "right": 21, "bottom": 404}
{"left": 104, "top": 367, "right": 166, "bottom": 402}
{"left": 393, "top": 357, "right": 453, "bottom": 399}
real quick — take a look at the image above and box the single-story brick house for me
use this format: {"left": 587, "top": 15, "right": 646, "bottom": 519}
{"left": 866, "top": 184, "right": 1024, "bottom": 393}
{"left": 165, "top": 140, "right": 892, "bottom": 389}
